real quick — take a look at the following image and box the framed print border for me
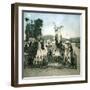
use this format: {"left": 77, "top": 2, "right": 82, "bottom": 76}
{"left": 11, "top": 3, "right": 88, "bottom": 87}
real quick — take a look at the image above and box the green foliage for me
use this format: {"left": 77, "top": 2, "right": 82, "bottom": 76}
{"left": 25, "top": 18, "right": 43, "bottom": 40}
{"left": 25, "top": 23, "right": 31, "bottom": 41}
{"left": 24, "top": 18, "right": 43, "bottom": 66}
{"left": 34, "top": 18, "right": 43, "bottom": 27}
{"left": 42, "top": 35, "right": 54, "bottom": 41}
{"left": 69, "top": 37, "right": 80, "bottom": 43}
{"left": 34, "top": 19, "right": 43, "bottom": 38}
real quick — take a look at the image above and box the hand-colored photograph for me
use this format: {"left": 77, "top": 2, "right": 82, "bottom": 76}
{"left": 23, "top": 11, "right": 80, "bottom": 77}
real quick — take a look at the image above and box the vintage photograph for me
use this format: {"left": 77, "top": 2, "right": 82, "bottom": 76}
{"left": 23, "top": 11, "right": 80, "bottom": 77}
{"left": 11, "top": 3, "right": 87, "bottom": 87}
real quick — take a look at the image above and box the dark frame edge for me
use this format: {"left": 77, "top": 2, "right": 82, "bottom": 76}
{"left": 11, "top": 4, "right": 15, "bottom": 87}
{"left": 12, "top": 80, "right": 87, "bottom": 87}
{"left": 85, "top": 7, "right": 88, "bottom": 83}
{"left": 13, "top": 2, "right": 88, "bottom": 10}
{"left": 11, "top": 3, "right": 19, "bottom": 87}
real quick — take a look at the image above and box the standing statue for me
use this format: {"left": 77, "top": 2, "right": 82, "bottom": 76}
{"left": 53, "top": 23, "right": 65, "bottom": 63}
{"left": 53, "top": 23, "right": 64, "bottom": 48}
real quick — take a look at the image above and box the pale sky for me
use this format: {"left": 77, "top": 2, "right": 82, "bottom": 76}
{"left": 23, "top": 11, "right": 80, "bottom": 39}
